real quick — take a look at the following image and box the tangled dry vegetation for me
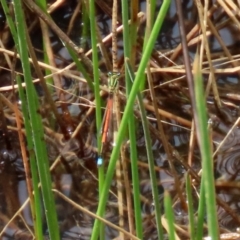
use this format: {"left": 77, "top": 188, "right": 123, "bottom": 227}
{"left": 0, "top": 0, "right": 240, "bottom": 239}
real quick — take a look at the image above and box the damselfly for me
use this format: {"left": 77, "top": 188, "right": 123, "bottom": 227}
{"left": 97, "top": 72, "right": 120, "bottom": 166}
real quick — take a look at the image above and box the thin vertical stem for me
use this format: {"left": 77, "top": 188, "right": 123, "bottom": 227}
{"left": 112, "top": 0, "right": 118, "bottom": 72}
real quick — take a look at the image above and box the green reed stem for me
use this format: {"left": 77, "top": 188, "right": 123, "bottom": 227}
{"left": 164, "top": 191, "right": 176, "bottom": 240}
{"left": 0, "top": 0, "right": 18, "bottom": 49}
{"left": 122, "top": 0, "right": 143, "bottom": 238}
{"left": 89, "top": 0, "right": 105, "bottom": 239}
{"left": 13, "top": 1, "right": 60, "bottom": 239}
{"left": 90, "top": 1, "right": 171, "bottom": 239}
{"left": 186, "top": 173, "right": 195, "bottom": 240}
{"left": 127, "top": 62, "right": 164, "bottom": 239}
{"left": 17, "top": 76, "right": 43, "bottom": 240}
{"left": 193, "top": 56, "right": 219, "bottom": 239}
{"left": 89, "top": 0, "right": 101, "bottom": 157}
{"left": 196, "top": 177, "right": 205, "bottom": 240}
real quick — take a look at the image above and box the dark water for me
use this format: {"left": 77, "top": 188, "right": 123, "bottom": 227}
{"left": 0, "top": 0, "right": 240, "bottom": 239}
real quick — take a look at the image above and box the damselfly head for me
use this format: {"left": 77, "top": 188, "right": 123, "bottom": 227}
{"left": 107, "top": 72, "right": 120, "bottom": 77}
